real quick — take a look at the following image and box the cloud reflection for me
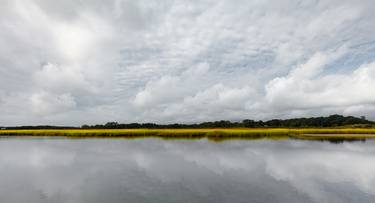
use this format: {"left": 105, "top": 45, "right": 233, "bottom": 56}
{"left": 0, "top": 138, "right": 374, "bottom": 203}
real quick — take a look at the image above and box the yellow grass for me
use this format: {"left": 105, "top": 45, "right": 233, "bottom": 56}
{"left": 1, "top": 128, "right": 375, "bottom": 141}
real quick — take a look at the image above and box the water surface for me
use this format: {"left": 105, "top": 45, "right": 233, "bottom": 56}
{"left": 0, "top": 137, "right": 374, "bottom": 203}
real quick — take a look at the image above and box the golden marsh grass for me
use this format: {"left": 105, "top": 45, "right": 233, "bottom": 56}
{"left": 1, "top": 128, "right": 375, "bottom": 141}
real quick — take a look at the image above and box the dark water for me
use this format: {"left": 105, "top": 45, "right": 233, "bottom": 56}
{"left": 0, "top": 137, "right": 374, "bottom": 203}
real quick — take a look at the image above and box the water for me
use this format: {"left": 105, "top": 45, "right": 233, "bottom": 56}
{"left": 0, "top": 137, "right": 374, "bottom": 203}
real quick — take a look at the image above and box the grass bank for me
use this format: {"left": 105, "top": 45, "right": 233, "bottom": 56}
{"left": 1, "top": 128, "right": 375, "bottom": 141}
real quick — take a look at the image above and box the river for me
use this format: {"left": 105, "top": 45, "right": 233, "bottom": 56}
{"left": 0, "top": 137, "right": 374, "bottom": 203}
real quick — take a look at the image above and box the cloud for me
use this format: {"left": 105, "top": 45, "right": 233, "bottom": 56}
{"left": 30, "top": 92, "right": 76, "bottom": 115}
{"left": 33, "top": 63, "right": 95, "bottom": 94}
{"left": 147, "top": 84, "right": 255, "bottom": 123}
{"left": 133, "top": 62, "right": 211, "bottom": 108}
{"left": 0, "top": 0, "right": 375, "bottom": 124}
{"left": 29, "top": 62, "right": 114, "bottom": 117}
{"left": 263, "top": 48, "right": 375, "bottom": 114}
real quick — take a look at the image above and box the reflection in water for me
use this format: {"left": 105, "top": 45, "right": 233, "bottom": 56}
{"left": 291, "top": 137, "right": 368, "bottom": 144}
{"left": 0, "top": 138, "right": 375, "bottom": 203}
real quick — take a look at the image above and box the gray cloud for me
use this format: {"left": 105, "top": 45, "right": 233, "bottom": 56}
{"left": 1, "top": 0, "right": 375, "bottom": 125}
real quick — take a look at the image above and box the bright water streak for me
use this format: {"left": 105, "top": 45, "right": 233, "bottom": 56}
{"left": 0, "top": 137, "right": 375, "bottom": 203}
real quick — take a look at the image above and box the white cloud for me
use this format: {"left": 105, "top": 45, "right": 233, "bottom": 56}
{"left": 30, "top": 91, "right": 76, "bottom": 115}
{"left": 133, "top": 75, "right": 181, "bottom": 108}
{"left": 133, "top": 63, "right": 212, "bottom": 108}
{"left": 1, "top": 0, "right": 375, "bottom": 124}
{"left": 263, "top": 49, "right": 375, "bottom": 113}
{"left": 33, "top": 63, "right": 95, "bottom": 94}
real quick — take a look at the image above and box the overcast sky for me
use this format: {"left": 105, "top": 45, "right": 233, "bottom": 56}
{"left": 1, "top": 0, "right": 375, "bottom": 125}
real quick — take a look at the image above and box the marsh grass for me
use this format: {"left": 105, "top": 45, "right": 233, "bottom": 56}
{"left": 1, "top": 128, "right": 375, "bottom": 141}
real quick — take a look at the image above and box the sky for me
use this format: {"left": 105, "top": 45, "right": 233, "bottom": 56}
{"left": 1, "top": 0, "right": 375, "bottom": 126}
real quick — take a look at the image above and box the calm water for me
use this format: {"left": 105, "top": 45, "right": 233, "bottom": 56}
{"left": 0, "top": 137, "right": 375, "bottom": 203}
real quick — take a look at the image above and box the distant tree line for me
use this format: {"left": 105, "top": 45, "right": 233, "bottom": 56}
{"left": 2, "top": 126, "right": 79, "bottom": 130}
{"left": 81, "top": 115, "right": 373, "bottom": 129}
{"left": 1, "top": 115, "right": 373, "bottom": 130}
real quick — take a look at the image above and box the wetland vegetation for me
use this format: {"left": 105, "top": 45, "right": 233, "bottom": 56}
{"left": 1, "top": 115, "right": 374, "bottom": 141}
{"left": 1, "top": 128, "right": 375, "bottom": 142}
